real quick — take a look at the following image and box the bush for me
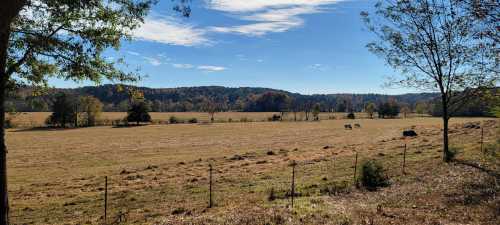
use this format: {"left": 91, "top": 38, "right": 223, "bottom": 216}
{"left": 444, "top": 146, "right": 460, "bottom": 162}
{"left": 358, "top": 160, "right": 389, "bottom": 191}
{"left": 169, "top": 116, "right": 183, "bottom": 124}
{"left": 188, "top": 118, "right": 198, "bottom": 123}
{"left": 347, "top": 113, "right": 355, "bottom": 119}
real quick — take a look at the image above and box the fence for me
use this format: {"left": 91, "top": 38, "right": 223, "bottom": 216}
{"left": 11, "top": 120, "right": 496, "bottom": 224}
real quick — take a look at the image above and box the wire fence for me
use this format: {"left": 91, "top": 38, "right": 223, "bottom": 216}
{"left": 11, "top": 120, "right": 497, "bottom": 224}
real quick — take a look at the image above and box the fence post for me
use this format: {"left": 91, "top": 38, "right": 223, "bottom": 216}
{"left": 104, "top": 176, "right": 108, "bottom": 225}
{"left": 291, "top": 161, "right": 296, "bottom": 209}
{"left": 480, "top": 126, "right": 484, "bottom": 153}
{"left": 353, "top": 152, "right": 358, "bottom": 183}
{"left": 332, "top": 155, "right": 336, "bottom": 180}
{"left": 209, "top": 164, "right": 213, "bottom": 208}
{"left": 402, "top": 144, "right": 407, "bottom": 175}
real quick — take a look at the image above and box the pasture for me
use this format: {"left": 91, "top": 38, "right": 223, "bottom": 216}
{"left": 5, "top": 111, "right": 414, "bottom": 128}
{"left": 6, "top": 115, "right": 498, "bottom": 224}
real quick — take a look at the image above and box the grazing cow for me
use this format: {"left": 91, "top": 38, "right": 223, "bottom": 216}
{"left": 403, "top": 130, "right": 418, "bottom": 137}
{"left": 354, "top": 123, "right": 361, "bottom": 128}
{"left": 344, "top": 124, "right": 352, "bottom": 130}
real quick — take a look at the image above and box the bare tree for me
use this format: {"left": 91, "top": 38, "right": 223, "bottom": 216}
{"left": 362, "top": 0, "right": 499, "bottom": 161}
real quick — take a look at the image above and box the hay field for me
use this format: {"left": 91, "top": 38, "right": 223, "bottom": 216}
{"left": 6, "top": 117, "right": 498, "bottom": 224}
{"left": 6, "top": 111, "right": 404, "bottom": 127}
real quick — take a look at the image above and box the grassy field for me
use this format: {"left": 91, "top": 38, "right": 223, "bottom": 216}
{"left": 5, "top": 111, "right": 425, "bottom": 127}
{"left": 6, "top": 116, "right": 499, "bottom": 224}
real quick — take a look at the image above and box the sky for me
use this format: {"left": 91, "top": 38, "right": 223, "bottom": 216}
{"left": 52, "top": 0, "right": 418, "bottom": 95}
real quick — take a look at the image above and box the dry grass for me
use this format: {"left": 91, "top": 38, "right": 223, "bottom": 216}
{"left": 5, "top": 111, "right": 425, "bottom": 127}
{"left": 6, "top": 116, "right": 498, "bottom": 224}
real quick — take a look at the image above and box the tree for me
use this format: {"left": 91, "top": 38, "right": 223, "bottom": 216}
{"left": 362, "top": 0, "right": 499, "bottom": 162}
{"left": 127, "top": 101, "right": 151, "bottom": 125}
{"left": 46, "top": 93, "right": 77, "bottom": 128}
{"left": 365, "top": 102, "right": 376, "bottom": 119}
{"left": 378, "top": 101, "right": 400, "bottom": 119}
{"left": 312, "top": 103, "right": 321, "bottom": 121}
{"left": 0, "top": 0, "right": 190, "bottom": 222}
{"left": 400, "top": 103, "right": 412, "bottom": 118}
{"left": 202, "top": 98, "right": 217, "bottom": 122}
{"left": 415, "top": 101, "right": 429, "bottom": 115}
{"left": 79, "top": 96, "right": 103, "bottom": 126}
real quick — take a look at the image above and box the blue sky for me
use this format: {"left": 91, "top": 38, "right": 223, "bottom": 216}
{"left": 53, "top": 0, "right": 417, "bottom": 95}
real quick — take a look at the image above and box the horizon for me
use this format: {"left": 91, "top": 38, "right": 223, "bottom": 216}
{"left": 48, "top": 0, "right": 424, "bottom": 95}
{"left": 52, "top": 84, "right": 436, "bottom": 96}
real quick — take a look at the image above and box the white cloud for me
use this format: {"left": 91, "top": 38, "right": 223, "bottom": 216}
{"left": 206, "top": 0, "right": 342, "bottom": 36}
{"left": 197, "top": 65, "right": 227, "bottom": 72}
{"left": 205, "top": 0, "right": 341, "bottom": 12}
{"left": 143, "top": 56, "right": 162, "bottom": 66}
{"left": 127, "top": 51, "right": 140, "bottom": 56}
{"left": 133, "top": 16, "right": 210, "bottom": 46}
{"left": 307, "top": 63, "right": 329, "bottom": 71}
{"left": 172, "top": 63, "right": 194, "bottom": 69}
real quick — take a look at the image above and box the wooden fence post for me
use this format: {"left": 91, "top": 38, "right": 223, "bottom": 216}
{"left": 402, "top": 144, "right": 407, "bottom": 175}
{"left": 332, "top": 155, "right": 335, "bottom": 180}
{"left": 104, "top": 176, "right": 108, "bottom": 225}
{"left": 209, "top": 164, "right": 213, "bottom": 208}
{"left": 481, "top": 126, "right": 484, "bottom": 153}
{"left": 353, "top": 152, "right": 358, "bottom": 183}
{"left": 291, "top": 161, "right": 296, "bottom": 209}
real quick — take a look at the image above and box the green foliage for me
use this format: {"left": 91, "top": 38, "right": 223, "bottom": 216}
{"left": 6, "top": 0, "right": 157, "bottom": 88}
{"left": 312, "top": 103, "right": 321, "bottom": 120}
{"left": 365, "top": 102, "right": 376, "bottom": 119}
{"left": 169, "top": 116, "right": 183, "bottom": 124}
{"left": 378, "top": 101, "right": 400, "bottom": 118}
{"left": 358, "top": 160, "right": 389, "bottom": 191}
{"left": 46, "top": 93, "right": 77, "bottom": 128}
{"left": 7, "top": 85, "right": 441, "bottom": 113}
{"left": 444, "top": 147, "right": 460, "bottom": 162}
{"left": 126, "top": 101, "right": 151, "bottom": 125}
{"left": 188, "top": 118, "right": 198, "bottom": 123}
{"left": 79, "top": 96, "right": 103, "bottom": 126}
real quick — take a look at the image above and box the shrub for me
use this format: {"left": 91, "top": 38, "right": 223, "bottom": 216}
{"left": 126, "top": 101, "right": 151, "bottom": 125}
{"left": 347, "top": 113, "right": 355, "bottom": 119}
{"left": 359, "top": 160, "right": 389, "bottom": 191}
{"left": 268, "top": 187, "right": 276, "bottom": 201}
{"left": 4, "top": 118, "right": 14, "bottom": 129}
{"left": 169, "top": 116, "right": 183, "bottom": 124}
{"left": 268, "top": 114, "right": 281, "bottom": 121}
{"left": 188, "top": 118, "right": 198, "bottom": 123}
{"left": 444, "top": 146, "right": 460, "bottom": 162}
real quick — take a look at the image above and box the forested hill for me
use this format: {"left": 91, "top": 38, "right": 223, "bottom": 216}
{"left": 8, "top": 84, "right": 439, "bottom": 112}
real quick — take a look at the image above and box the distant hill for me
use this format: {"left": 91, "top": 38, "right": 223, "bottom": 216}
{"left": 7, "top": 84, "right": 439, "bottom": 112}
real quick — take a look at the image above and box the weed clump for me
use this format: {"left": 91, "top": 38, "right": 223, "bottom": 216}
{"left": 444, "top": 146, "right": 460, "bottom": 162}
{"left": 169, "top": 116, "right": 183, "bottom": 124}
{"left": 359, "top": 160, "right": 389, "bottom": 191}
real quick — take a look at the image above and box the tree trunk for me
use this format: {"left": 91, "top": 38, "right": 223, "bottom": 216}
{"left": 441, "top": 96, "right": 450, "bottom": 162}
{"left": 1, "top": 2, "right": 28, "bottom": 223}
{"left": 0, "top": 18, "right": 10, "bottom": 225}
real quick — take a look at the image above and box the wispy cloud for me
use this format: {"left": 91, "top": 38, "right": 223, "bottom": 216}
{"left": 197, "top": 65, "right": 227, "bottom": 72}
{"left": 206, "top": 0, "right": 342, "bottom": 36}
{"left": 143, "top": 56, "right": 162, "bottom": 66}
{"left": 172, "top": 63, "right": 194, "bottom": 69}
{"left": 127, "top": 51, "right": 140, "bottom": 56}
{"left": 307, "top": 63, "right": 330, "bottom": 71}
{"left": 133, "top": 16, "right": 210, "bottom": 46}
